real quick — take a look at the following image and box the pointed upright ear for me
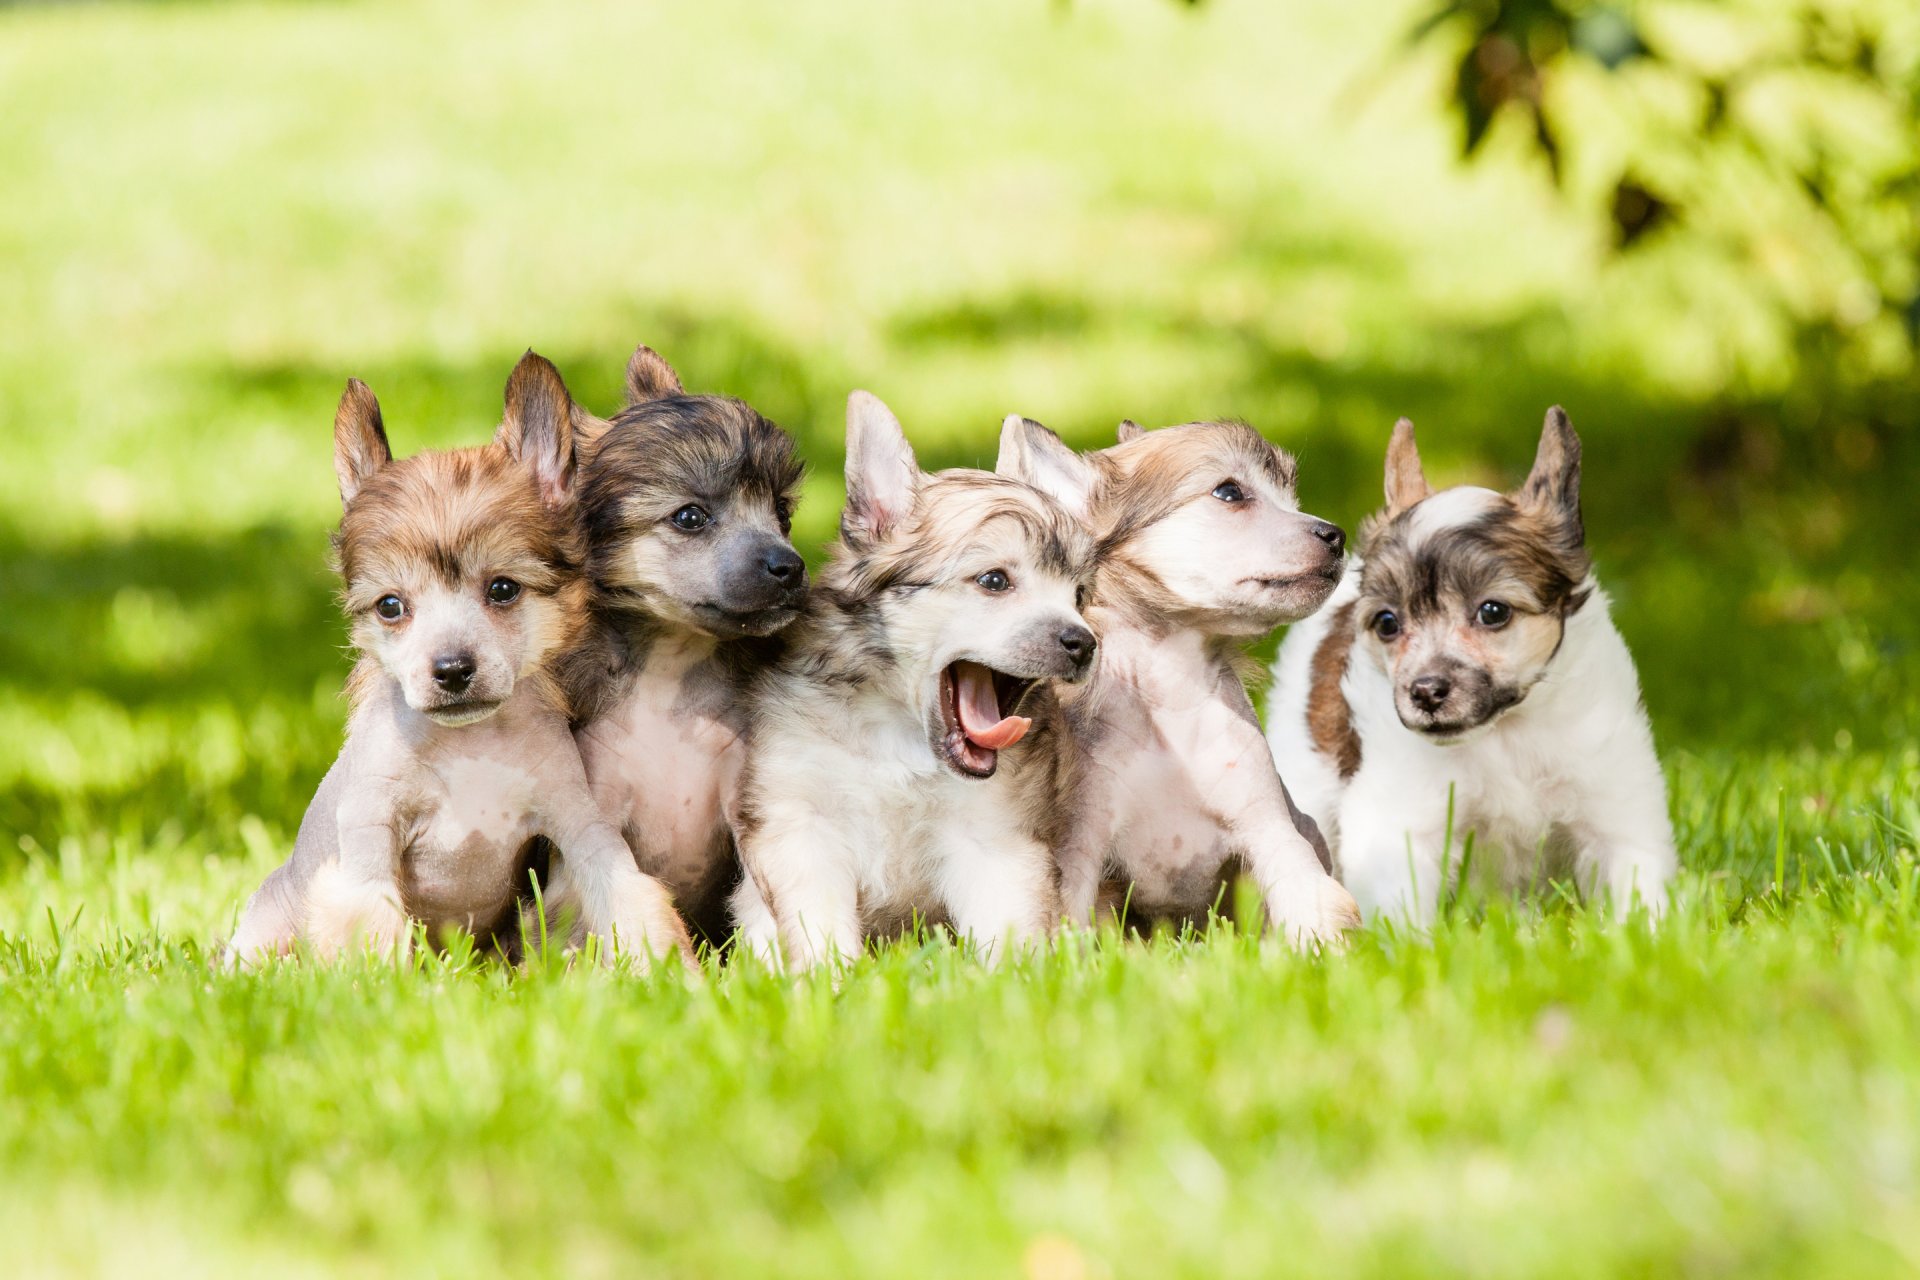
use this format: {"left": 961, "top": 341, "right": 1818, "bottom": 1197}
{"left": 625, "top": 345, "right": 684, "bottom": 405}
{"left": 842, "top": 391, "right": 920, "bottom": 544}
{"left": 500, "top": 350, "right": 578, "bottom": 506}
{"left": 997, "top": 415, "right": 1095, "bottom": 520}
{"left": 1384, "top": 417, "right": 1431, "bottom": 516}
{"left": 1116, "top": 419, "right": 1146, "bottom": 444}
{"left": 1520, "top": 405, "right": 1582, "bottom": 524}
{"left": 333, "top": 378, "right": 391, "bottom": 509}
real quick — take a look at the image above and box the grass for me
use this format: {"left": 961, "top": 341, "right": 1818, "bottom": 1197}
{"left": 2, "top": 0, "right": 1917, "bottom": 1274}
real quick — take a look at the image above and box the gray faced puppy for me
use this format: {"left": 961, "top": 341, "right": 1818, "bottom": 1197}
{"left": 226, "top": 354, "right": 691, "bottom": 968}
{"left": 729, "top": 392, "right": 1099, "bottom": 971}
{"left": 570, "top": 346, "right": 808, "bottom": 942}
{"left": 997, "top": 415, "right": 1361, "bottom": 947}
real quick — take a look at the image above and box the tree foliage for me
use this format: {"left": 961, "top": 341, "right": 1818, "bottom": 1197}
{"left": 1407, "top": 0, "right": 1918, "bottom": 357}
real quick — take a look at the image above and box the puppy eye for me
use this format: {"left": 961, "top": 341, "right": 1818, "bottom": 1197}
{"left": 487, "top": 577, "right": 522, "bottom": 605}
{"left": 976, "top": 569, "right": 1011, "bottom": 593}
{"left": 774, "top": 497, "right": 794, "bottom": 534}
{"left": 1477, "top": 600, "right": 1512, "bottom": 628}
{"left": 1370, "top": 609, "right": 1401, "bottom": 640}
{"left": 671, "top": 504, "right": 711, "bottom": 532}
{"left": 374, "top": 595, "right": 406, "bottom": 623}
{"left": 1211, "top": 480, "right": 1247, "bottom": 503}
{"left": 1075, "top": 583, "right": 1091, "bottom": 611}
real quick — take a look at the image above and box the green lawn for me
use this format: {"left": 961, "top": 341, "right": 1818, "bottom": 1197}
{"left": 2, "top": 0, "right": 1917, "bottom": 1275}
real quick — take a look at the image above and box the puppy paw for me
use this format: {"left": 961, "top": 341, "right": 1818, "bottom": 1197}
{"left": 1269, "top": 874, "right": 1362, "bottom": 950}
{"left": 598, "top": 881, "right": 694, "bottom": 973}
{"left": 304, "top": 863, "right": 413, "bottom": 960}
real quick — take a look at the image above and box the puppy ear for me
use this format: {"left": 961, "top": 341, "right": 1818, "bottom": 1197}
{"left": 570, "top": 403, "right": 612, "bottom": 453}
{"left": 1383, "top": 417, "right": 1431, "bottom": 516}
{"left": 625, "top": 345, "right": 684, "bottom": 405}
{"left": 1116, "top": 419, "right": 1146, "bottom": 444}
{"left": 997, "top": 415, "right": 1095, "bottom": 520}
{"left": 842, "top": 391, "right": 920, "bottom": 544}
{"left": 1520, "top": 405, "right": 1582, "bottom": 524}
{"left": 500, "top": 350, "right": 578, "bottom": 506}
{"left": 333, "top": 378, "right": 392, "bottom": 508}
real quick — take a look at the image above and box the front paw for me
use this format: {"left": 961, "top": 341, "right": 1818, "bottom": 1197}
{"left": 304, "top": 864, "right": 413, "bottom": 960}
{"left": 598, "top": 880, "right": 694, "bottom": 973}
{"left": 1267, "top": 874, "right": 1362, "bottom": 950}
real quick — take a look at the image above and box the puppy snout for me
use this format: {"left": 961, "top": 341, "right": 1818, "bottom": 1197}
{"left": 1310, "top": 520, "right": 1346, "bottom": 557}
{"left": 1057, "top": 624, "right": 1096, "bottom": 669}
{"left": 432, "top": 653, "right": 477, "bottom": 694}
{"left": 1409, "top": 674, "right": 1452, "bottom": 713}
{"left": 762, "top": 545, "right": 805, "bottom": 588}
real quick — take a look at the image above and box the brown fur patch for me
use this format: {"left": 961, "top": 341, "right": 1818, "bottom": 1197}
{"left": 1307, "top": 602, "right": 1362, "bottom": 779}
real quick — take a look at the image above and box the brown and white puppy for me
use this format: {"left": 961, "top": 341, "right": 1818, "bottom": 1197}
{"left": 996, "top": 415, "right": 1361, "bottom": 946}
{"left": 1268, "top": 409, "right": 1676, "bottom": 924}
{"left": 729, "top": 392, "right": 1098, "bottom": 970}
{"left": 570, "top": 346, "right": 807, "bottom": 942}
{"left": 227, "top": 354, "right": 691, "bottom": 968}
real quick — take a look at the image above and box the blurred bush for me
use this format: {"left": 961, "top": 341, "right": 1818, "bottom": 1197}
{"left": 1406, "top": 0, "right": 1918, "bottom": 378}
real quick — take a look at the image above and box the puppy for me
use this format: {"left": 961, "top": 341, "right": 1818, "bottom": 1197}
{"left": 227, "top": 354, "right": 691, "bottom": 967}
{"left": 571, "top": 345, "right": 808, "bottom": 942}
{"left": 729, "top": 392, "right": 1098, "bottom": 970}
{"left": 1267, "top": 409, "right": 1677, "bottom": 924}
{"left": 996, "top": 415, "right": 1361, "bottom": 946}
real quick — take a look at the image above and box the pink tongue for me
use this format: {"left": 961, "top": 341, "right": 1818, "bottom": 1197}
{"left": 954, "top": 662, "right": 1032, "bottom": 751}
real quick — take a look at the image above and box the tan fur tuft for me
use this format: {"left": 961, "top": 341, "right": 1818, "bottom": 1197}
{"left": 1307, "top": 602, "right": 1362, "bottom": 779}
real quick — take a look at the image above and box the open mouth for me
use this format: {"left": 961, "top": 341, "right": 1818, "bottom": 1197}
{"left": 424, "top": 700, "right": 504, "bottom": 727}
{"left": 936, "top": 660, "right": 1040, "bottom": 779}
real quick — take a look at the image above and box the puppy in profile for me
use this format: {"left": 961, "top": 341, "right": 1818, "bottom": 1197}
{"left": 730, "top": 392, "right": 1099, "bottom": 970}
{"left": 570, "top": 345, "right": 808, "bottom": 942}
{"left": 227, "top": 354, "right": 691, "bottom": 967}
{"left": 1267, "top": 409, "right": 1676, "bottom": 924}
{"left": 997, "top": 416, "right": 1360, "bottom": 946}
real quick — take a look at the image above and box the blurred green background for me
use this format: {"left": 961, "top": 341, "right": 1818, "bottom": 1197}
{"left": 4, "top": 1, "right": 1920, "bottom": 1274}
{"left": 3, "top": 0, "right": 1913, "bottom": 908}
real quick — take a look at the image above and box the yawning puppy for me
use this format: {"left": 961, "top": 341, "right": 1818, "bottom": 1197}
{"left": 571, "top": 345, "right": 808, "bottom": 942}
{"left": 227, "top": 354, "right": 691, "bottom": 967}
{"left": 1267, "top": 409, "right": 1676, "bottom": 924}
{"left": 730, "top": 392, "right": 1098, "bottom": 970}
{"left": 996, "top": 415, "right": 1361, "bottom": 946}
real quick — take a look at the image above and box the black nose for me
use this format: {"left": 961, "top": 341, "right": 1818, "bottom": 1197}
{"left": 433, "top": 654, "right": 476, "bottom": 694}
{"left": 1409, "top": 675, "right": 1451, "bottom": 713}
{"left": 1310, "top": 521, "right": 1346, "bottom": 556}
{"left": 762, "top": 546, "right": 805, "bottom": 587}
{"left": 1058, "top": 625, "right": 1097, "bottom": 666}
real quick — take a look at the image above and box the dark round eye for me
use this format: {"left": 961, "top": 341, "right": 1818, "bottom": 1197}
{"left": 374, "top": 595, "right": 405, "bottom": 622}
{"left": 1075, "top": 583, "right": 1091, "bottom": 611}
{"left": 671, "top": 505, "right": 711, "bottom": 532}
{"left": 1212, "top": 480, "right": 1247, "bottom": 503}
{"left": 487, "top": 577, "right": 522, "bottom": 605}
{"left": 1371, "top": 609, "right": 1401, "bottom": 640}
{"left": 977, "top": 569, "right": 1011, "bottom": 593}
{"left": 774, "top": 498, "right": 794, "bottom": 534}
{"left": 1477, "top": 600, "right": 1512, "bottom": 628}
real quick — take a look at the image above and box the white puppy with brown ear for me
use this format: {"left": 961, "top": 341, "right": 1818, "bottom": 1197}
{"left": 996, "top": 415, "right": 1360, "bottom": 947}
{"left": 1268, "top": 409, "right": 1676, "bottom": 926}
